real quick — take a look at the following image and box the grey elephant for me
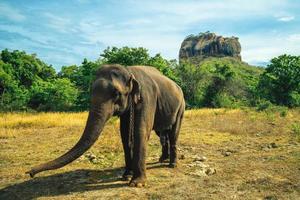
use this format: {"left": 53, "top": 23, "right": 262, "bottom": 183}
{"left": 26, "top": 64, "right": 185, "bottom": 187}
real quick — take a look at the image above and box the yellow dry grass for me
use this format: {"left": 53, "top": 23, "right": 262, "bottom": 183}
{"left": 0, "top": 112, "right": 87, "bottom": 130}
{"left": 0, "top": 109, "right": 300, "bottom": 199}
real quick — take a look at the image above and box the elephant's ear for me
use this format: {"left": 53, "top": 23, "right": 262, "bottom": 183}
{"left": 128, "top": 74, "right": 141, "bottom": 104}
{"left": 111, "top": 71, "right": 127, "bottom": 94}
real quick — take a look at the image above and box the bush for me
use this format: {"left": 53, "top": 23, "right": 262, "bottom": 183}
{"left": 29, "top": 79, "right": 78, "bottom": 111}
{"left": 0, "top": 49, "right": 56, "bottom": 111}
{"left": 256, "top": 99, "right": 289, "bottom": 118}
{"left": 211, "top": 93, "right": 236, "bottom": 108}
{"left": 288, "top": 91, "right": 300, "bottom": 107}
{"left": 258, "top": 54, "right": 300, "bottom": 107}
{"left": 279, "top": 108, "right": 288, "bottom": 117}
{"left": 175, "top": 57, "right": 262, "bottom": 109}
{"left": 291, "top": 123, "right": 300, "bottom": 141}
{"left": 175, "top": 61, "right": 205, "bottom": 107}
{"left": 0, "top": 61, "right": 30, "bottom": 110}
{"left": 256, "top": 99, "right": 273, "bottom": 111}
{"left": 0, "top": 86, "right": 29, "bottom": 111}
{"left": 101, "top": 46, "right": 149, "bottom": 66}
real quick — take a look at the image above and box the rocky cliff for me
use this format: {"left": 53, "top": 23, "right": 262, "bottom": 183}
{"left": 179, "top": 32, "right": 241, "bottom": 63}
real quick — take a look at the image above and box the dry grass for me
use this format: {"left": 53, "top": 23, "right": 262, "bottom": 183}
{"left": 0, "top": 109, "right": 300, "bottom": 199}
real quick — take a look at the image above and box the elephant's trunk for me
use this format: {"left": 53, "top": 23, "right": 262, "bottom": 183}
{"left": 26, "top": 107, "right": 111, "bottom": 177}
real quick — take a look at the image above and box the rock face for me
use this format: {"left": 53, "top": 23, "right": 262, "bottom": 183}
{"left": 179, "top": 32, "right": 241, "bottom": 63}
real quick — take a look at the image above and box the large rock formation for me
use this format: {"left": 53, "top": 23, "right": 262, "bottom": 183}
{"left": 179, "top": 32, "right": 241, "bottom": 63}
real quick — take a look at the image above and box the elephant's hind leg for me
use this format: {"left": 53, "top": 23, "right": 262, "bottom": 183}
{"left": 168, "top": 105, "right": 184, "bottom": 168}
{"left": 156, "top": 130, "right": 169, "bottom": 163}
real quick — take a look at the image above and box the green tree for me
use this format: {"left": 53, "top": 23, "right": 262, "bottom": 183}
{"left": 57, "top": 59, "right": 102, "bottom": 110}
{"left": 175, "top": 61, "right": 206, "bottom": 107}
{"left": 258, "top": 54, "right": 300, "bottom": 107}
{"left": 73, "top": 59, "right": 101, "bottom": 110}
{"left": 101, "top": 46, "right": 149, "bottom": 66}
{"left": 175, "top": 57, "right": 261, "bottom": 108}
{"left": 147, "top": 54, "right": 178, "bottom": 82}
{"left": 29, "top": 78, "right": 78, "bottom": 111}
{"left": 1, "top": 49, "right": 56, "bottom": 88}
{"left": 0, "top": 61, "right": 29, "bottom": 110}
{"left": 58, "top": 65, "right": 79, "bottom": 81}
{"left": 203, "top": 64, "right": 236, "bottom": 107}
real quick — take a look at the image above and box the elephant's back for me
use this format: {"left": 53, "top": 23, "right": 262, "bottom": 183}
{"left": 127, "top": 65, "right": 162, "bottom": 78}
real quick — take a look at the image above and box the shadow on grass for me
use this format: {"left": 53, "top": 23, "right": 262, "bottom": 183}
{"left": 146, "top": 161, "right": 170, "bottom": 170}
{"left": 0, "top": 168, "right": 127, "bottom": 200}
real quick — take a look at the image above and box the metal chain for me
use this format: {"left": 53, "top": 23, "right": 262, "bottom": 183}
{"left": 128, "top": 95, "right": 134, "bottom": 155}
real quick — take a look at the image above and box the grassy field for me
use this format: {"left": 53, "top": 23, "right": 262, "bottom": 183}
{"left": 0, "top": 109, "right": 300, "bottom": 200}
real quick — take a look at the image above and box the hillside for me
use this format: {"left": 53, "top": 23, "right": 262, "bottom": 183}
{"left": 198, "top": 57, "right": 263, "bottom": 83}
{"left": 0, "top": 109, "right": 299, "bottom": 199}
{"left": 178, "top": 57, "right": 264, "bottom": 108}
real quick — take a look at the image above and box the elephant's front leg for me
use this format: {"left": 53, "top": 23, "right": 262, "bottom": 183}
{"left": 120, "top": 115, "right": 133, "bottom": 181}
{"left": 129, "top": 126, "right": 148, "bottom": 187}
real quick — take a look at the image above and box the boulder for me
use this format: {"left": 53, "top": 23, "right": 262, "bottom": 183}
{"left": 179, "top": 32, "right": 241, "bottom": 64}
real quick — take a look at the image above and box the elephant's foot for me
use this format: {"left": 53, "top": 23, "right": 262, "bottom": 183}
{"left": 168, "top": 162, "right": 177, "bottom": 168}
{"left": 159, "top": 154, "right": 169, "bottom": 163}
{"left": 129, "top": 176, "right": 147, "bottom": 187}
{"left": 122, "top": 169, "right": 133, "bottom": 181}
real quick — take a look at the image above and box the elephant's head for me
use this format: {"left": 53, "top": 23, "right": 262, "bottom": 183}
{"left": 26, "top": 64, "right": 140, "bottom": 177}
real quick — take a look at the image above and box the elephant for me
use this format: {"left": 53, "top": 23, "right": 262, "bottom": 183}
{"left": 26, "top": 64, "right": 185, "bottom": 187}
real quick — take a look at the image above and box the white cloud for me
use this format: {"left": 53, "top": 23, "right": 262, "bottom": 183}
{"left": 277, "top": 16, "right": 295, "bottom": 22}
{"left": 44, "top": 13, "right": 77, "bottom": 33}
{"left": 0, "top": 24, "right": 49, "bottom": 45}
{"left": 120, "top": 19, "right": 152, "bottom": 27}
{"left": 74, "top": 18, "right": 184, "bottom": 59}
{"left": 287, "top": 34, "right": 300, "bottom": 42}
{"left": 0, "top": 2, "right": 26, "bottom": 22}
{"left": 0, "top": 23, "right": 93, "bottom": 57}
{"left": 130, "top": 0, "right": 288, "bottom": 25}
{"left": 241, "top": 33, "right": 300, "bottom": 65}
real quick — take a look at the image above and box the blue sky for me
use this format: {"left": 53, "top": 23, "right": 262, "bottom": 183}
{"left": 0, "top": 0, "right": 299, "bottom": 70}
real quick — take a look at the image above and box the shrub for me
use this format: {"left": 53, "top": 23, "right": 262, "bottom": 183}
{"left": 176, "top": 57, "right": 262, "bottom": 109}
{"left": 288, "top": 91, "right": 300, "bottom": 107}
{"left": 258, "top": 54, "right": 300, "bottom": 107}
{"left": 211, "top": 93, "right": 236, "bottom": 108}
{"left": 291, "top": 123, "right": 300, "bottom": 141}
{"left": 279, "top": 108, "right": 288, "bottom": 117}
{"left": 256, "top": 99, "right": 273, "bottom": 111}
{"left": 29, "top": 79, "right": 78, "bottom": 111}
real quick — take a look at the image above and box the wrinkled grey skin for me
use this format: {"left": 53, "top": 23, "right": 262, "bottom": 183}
{"left": 26, "top": 64, "right": 185, "bottom": 187}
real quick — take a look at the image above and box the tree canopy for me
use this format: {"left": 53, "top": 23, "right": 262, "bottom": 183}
{"left": 258, "top": 54, "right": 300, "bottom": 107}
{"left": 0, "top": 48, "right": 299, "bottom": 112}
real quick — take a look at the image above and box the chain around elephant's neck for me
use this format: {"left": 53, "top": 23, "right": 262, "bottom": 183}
{"left": 128, "top": 95, "right": 135, "bottom": 152}
{"left": 124, "top": 67, "right": 135, "bottom": 153}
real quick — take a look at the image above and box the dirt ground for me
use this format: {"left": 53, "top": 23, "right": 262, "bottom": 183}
{"left": 0, "top": 109, "right": 300, "bottom": 200}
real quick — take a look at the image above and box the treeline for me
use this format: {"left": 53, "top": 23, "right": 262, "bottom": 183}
{"left": 0, "top": 47, "right": 299, "bottom": 112}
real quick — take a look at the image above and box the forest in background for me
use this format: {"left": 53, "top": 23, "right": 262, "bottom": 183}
{"left": 0, "top": 47, "right": 299, "bottom": 112}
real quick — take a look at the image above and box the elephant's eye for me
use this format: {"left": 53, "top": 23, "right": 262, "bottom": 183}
{"left": 113, "top": 89, "right": 121, "bottom": 100}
